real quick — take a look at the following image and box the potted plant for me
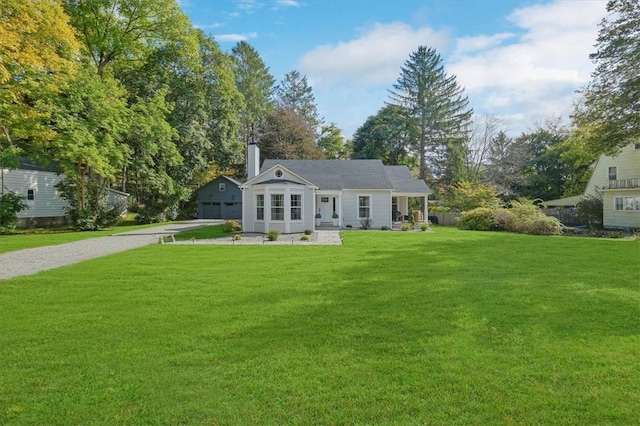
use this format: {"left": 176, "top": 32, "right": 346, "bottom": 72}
{"left": 332, "top": 212, "right": 339, "bottom": 226}
{"left": 315, "top": 212, "right": 321, "bottom": 227}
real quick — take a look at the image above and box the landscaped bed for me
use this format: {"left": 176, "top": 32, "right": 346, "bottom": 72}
{"left": 0, "top": 228, "right": 638, "bottom": 424}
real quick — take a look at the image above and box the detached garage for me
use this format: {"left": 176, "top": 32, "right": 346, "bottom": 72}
{"left": 196, "top": 175, "right": 242, "bottom": 220}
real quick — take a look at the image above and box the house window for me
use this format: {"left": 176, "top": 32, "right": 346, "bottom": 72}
{"left": 608, "top": 166, "right": 617, "bottom": 180}
{"left": 275, "top": 169, "right": 283, "bottom": 178}
{"left": 614, "top": 196, "right": 640, "bottom": 212}
{"left": 27, "top": 189, "right": 35, "bottom": 201}
{"left": 271, "top": 194, "right": 284, "bottom": 220}
{"left": 256, "top": 194, "right": 264, "bottom": 220}
{"left": 320, "top": 196, "right": 329, "bottom": 203}
{"left": 291, "top": 194, "right": 302, "bottom": 220}
{"left": 358, "top": 195, "right": 370, "bottom": 218}
{"left": 219, "top": 183, "right": 226, "bottom": 192}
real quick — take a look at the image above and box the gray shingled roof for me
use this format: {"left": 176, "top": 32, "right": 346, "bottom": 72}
{"left": 260, "top": 159, "right": 428, "bottom": 193}
{"left": 384, "top": 166, "right": 430, "bottom": 194}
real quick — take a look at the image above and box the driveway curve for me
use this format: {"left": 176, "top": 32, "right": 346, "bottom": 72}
{"left": 0, "top": 220, "right": 222, "bottom": 280}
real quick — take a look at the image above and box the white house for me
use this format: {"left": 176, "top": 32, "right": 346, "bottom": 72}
{"left": 241, "top": 144, "right": 430, "bottom": 233}
{"left": 1, "top": 159, "right": 128, "bottom": 227}
{"left": 584, "top": 143, "right": 640, "bottom": 229}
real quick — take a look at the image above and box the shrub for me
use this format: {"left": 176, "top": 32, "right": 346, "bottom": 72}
{"left": 224, "top": 220, "right": 242, "bottom": 233}
{"left": 300, "top": 234, "right": 310, "bottom": 241}
{"left": 576, "top": 195, "right": 603, "bottom": 229}
{"left": 381, "top": 226, "right": 389, "bottom": 231}
{"left": 0, "top": 192, "right": 28, "bottom": 233}
{"left": 420, "top": 223, "right": 429, "bottom": 231}
{"left": 456, "top": 208, "right": 497, "bottom": 231}
{"left": 447, "top": 180, "right": 500, "bottom": 211}
{"left": 232, "top": 234, "right": 242, "bottom": 241}
{"left": 508, "top": 199, "right": 562, "bottom": 235}
{"left": 360, "top": 217, "right": 373, "bottom": 230}
{"left": 304, "top": 229, "right": 312, "bottom": 235}
{"left": 401, "top": 224, "right": 412, "bottom": 231}
{"left": 267, "top": 229, "right": 280, "bottom": 241}
{"left": 492, "top": 208, "right": 516, "bottom": 231}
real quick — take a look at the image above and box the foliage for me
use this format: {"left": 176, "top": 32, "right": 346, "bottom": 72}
{"left": 300, "top": 234, "right": 310, "bottom": 241}
{"left": 304, "top": 229, "right": 312, "bottom": 235}
{"left": 223, "top": 220, "right": 242, "bottom": 233}
{"left": 514, "top": 120, "right": 574, "bottom": 200}
{"left": 573, "top": 0, "right": 640, "bottom": 154}
{"left": 0, "top": 192, "right": 28, "bottom": 232}
{"left": 0, "top": 0, "right": 80, "bottom": 160}
{"left": 267, "top": 229, "right": 280, "bottom": 241}
{"left": 456, "top": 207, "right": 497, "bottom": 231}
{"left": 507, "top": 199, "right": 563, "bottom": 235}
{"left": 389, "top": 46, "right": 473, "bottom": 186}
{"left": 360, "top": 217, "right": 373, "bottom": 230}
{"left": 457, "top": 200, "right": 563, "bottom": 235}
{"left": 446, "top": 180, "right": 500, "bottom": 211}
{"left": 351, "top": 104, "right": 416, "bottom": 167}
{"left": 56, "top": 178, "right": 124, "bottom": 231}
{"left": 259, "top": 106, "right": 324, "bottom": 160}
{"left": 274, "top": 70, "right": 322, "bottom": 131}
{"left": 420, "top": 223, "right": 429, "bottom": 231}
{"left": 231, "top": 41, "right": 275, "bottom": 172}
{"left": 318, "top": 123, "right": 349, "bottom": 159}
{"left": 401, "top": 224, "right": 412, "bottom": 231}
{"left": 576, "top": 195, "right": 604, "bottom": 229}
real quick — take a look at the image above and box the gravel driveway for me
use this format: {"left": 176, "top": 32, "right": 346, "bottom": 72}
{"left": 0, "top": 220, "right": 221, "bottom": 280}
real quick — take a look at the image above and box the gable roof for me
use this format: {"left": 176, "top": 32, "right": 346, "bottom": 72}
{"left": 197, "top": 175, "right": 242, "bottom": 194}
{"left": 260, "top": 159, "right": 396, "bottom": 190}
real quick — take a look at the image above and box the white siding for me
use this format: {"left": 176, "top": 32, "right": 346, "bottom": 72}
{"left": 342, "top": 190, "right": 391, "bottom": 229}
{"left": 241, "top": 182, "right": 315, "bottom": 233}
{"left": 2, "top": 169, "right": 67, "bottom": 218}
{"left": 586, "top": 144, "right": 640, "bottom": 196}
{"left": 603, "top": 190, "right": 640, "bottom": 228}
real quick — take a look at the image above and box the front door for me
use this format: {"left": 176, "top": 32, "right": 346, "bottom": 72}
{"left": 318, "top": 195, "right": 332, "bottom": 223}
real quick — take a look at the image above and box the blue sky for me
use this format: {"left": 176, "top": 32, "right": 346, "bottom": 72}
{"left": 179, "top": 0, "right": 608, "bottom": 138}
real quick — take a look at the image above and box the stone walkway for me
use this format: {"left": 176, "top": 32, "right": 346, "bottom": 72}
{"left": 0, "top": 222, "right": 341, "bottom": 280}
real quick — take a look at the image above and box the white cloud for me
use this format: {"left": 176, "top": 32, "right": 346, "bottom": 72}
{"left": 214, "top": 32, "right": 258, "bottom": 42}
{"left": 275, "top": 0, "right": 299, "bottom": 7}
{"left": 299, "top": 22, "right": 449, "bottom": 88}
{"left": 448, "top": 0, "right": 607, "bottom": 132}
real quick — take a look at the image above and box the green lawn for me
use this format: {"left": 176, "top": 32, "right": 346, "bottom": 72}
{"left": 1, "top": 228, "right": 638, "bottom": 424}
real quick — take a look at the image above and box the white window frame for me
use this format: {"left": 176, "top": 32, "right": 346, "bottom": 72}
{"left": 358, "top": 195, "right": 371, "bottom": 219}
{"left": 219, "top": 182, "right": 226, "bottom": 192}
{"left": 271, "top": 193, "right": 284, "bottom": 221}
{"left": 614, "top": 196, "right": 640, "bottom": 212}
{"left": 27, "top": 188, "right": 35, "bottom": 201}
{"left": 608, "top": 166, "right": 617, "bottom": 181}
{"left": 256, "top": 194, "right": 264, "bottom": 221}
{"left": 290, "top": 194, "right": 302, "bottom": 221}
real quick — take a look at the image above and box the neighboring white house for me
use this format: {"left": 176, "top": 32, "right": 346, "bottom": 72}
{"left": 585, "top": 143, "right": 640, "bottom": 229}
{"left": 1, "top": 159, "right": 128, "bottom": 227}
{"left": 240, "top": 144, "right": 430, "bottom": 233}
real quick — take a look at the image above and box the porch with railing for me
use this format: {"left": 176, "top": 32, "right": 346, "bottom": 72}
{"left": 606, "top": 178, "right": 640, "bottom": 189}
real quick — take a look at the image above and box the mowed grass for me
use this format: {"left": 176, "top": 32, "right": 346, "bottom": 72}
{"left": 0, "top": 228, "right": 638, "bottom": 424}
{"left": 172, "top": 224, "right": 233, "bottom": 241}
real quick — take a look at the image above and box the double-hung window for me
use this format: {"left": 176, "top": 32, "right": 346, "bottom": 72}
{"left": 256, "top": 194, "right": 264, "bottom": 220}
{"left": 291, "top": 194, "right": 302, "bottom": 220}
{"left": 608, "top": 166, "right": 617, "bottom": 181}
{"left": 271, "top": 194, "right": 284, "bottom": 220}
{"left": 358, "top": 195, "right": 370, "bottom": 218}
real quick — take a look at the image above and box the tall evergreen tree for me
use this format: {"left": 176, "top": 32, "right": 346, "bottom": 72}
{"left": 274, "top": 70, "right": 322, "bottom": 132}
{"left": 389, "top": 46, "right": 473, "bottom": 186}
{"left": 231, "top": 41, "right": 275, "bottom": 147}
{"left": 573, "top": 0, "right": 640, "bottom": 154}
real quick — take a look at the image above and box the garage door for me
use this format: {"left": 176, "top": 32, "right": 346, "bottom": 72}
{"left": 201, "top": 202, "right": 222, "bottom": 219}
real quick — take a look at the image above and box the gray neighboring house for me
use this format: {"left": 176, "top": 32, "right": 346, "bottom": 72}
{"left": 1, "top": 159, "right": 128, "bottom": 227}
{"left": 240, "top": 144, "right": 430, "bottom": 233}
{"left": 196, "top": 175, "right": 243, "bottom": 220}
